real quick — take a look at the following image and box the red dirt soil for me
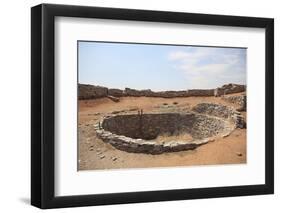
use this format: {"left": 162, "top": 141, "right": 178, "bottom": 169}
{"left": 78, "top": 94, "right": 246, "bottom": 171}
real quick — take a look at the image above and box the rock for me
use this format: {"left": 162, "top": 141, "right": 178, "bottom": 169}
{"left": 107, "top": 95, "right": 120, "bottom": 102}
{"left": 111, "top": 157, "right": 117, "bottom": 161}
{"left": 112, "top": 110, "right": 125, "bottom": 114}
{"left": 99, "top": 155, "right": 105, "bottom": 159}
{"left": 89, "top": 147, "right": 94, "bottom": 151}
{"left": 235, "top": 115, "right": 246, "bottom": 129}
{"left": 127, "top": 107, "right": 138, "bottom": 111}
{"left": 222, "top": 133, "right": 230, "bottom": 138}
{"left": 236, "top": 152, "right": 243, "bottom": 157}
{"left": 237, "top": 107, "right": 245, "bottom": 112}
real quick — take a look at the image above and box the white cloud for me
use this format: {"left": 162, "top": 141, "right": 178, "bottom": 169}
{"left": 168, "top": 47, "right": 246, "bottom": 89}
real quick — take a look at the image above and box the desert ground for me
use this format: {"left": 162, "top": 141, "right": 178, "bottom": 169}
{"left": 78, "top": 93, "right": 246, "bottom": 171}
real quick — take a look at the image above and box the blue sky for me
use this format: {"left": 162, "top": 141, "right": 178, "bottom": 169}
{"left": 78, "top": 41, "right": 246, "bottom": 91}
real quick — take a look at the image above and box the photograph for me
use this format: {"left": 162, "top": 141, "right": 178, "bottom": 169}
{"left": 30, "top": 3, "right": 274, "bottom": 209}
{"left": 78, "top": 41, "right": 247, "bottom": 171}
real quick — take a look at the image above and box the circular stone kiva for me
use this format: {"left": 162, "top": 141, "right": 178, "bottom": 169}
{"left": 94, "top": 103, "right": 245, "bottom": 154}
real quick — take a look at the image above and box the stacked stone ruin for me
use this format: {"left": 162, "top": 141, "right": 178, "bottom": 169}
{"left": 78, "top": 83, "right": 246, "bottom": 100}
{"left": 221, "top": 95, "right": 247, "bottom": 111}
{"left": 79, "top": 83, "right": 247, "bottom": 154}
{"left": 94, "top": 103, "right": 246, "bottom": 154}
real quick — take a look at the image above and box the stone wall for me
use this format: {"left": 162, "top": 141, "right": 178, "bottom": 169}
{"left": 192, "top": 103, "right": 246, "bottom": 128}
{"left": 79, "top": 84, "right": 219, "bottom": 99}
{"left": 95, "top": 125, "right": 210, "bottom": 154}
{"left": 108, "top": 88, "right": 124, "bottom": 97}
{"left": 123, "top": 88, "right": 153, "bottom": 97}
{"left": 214, "top": 83, "right": 246, "bottom": 97}
{"left": 101, "top": 113, "right": 228, "bottom": 140}
{"left": 187, "top": 89, "right": 214, "bottom": 97}
{"left": 78, "top": 84, "right": 108, "bottom": 100}
{"left": 96, "top": 113, "right": 231, "bottom": 154}
{"left": 222, "top": 95, "right": 247, "bottom": 111}
{"left": 95, "top": 109, "right": 237, "bottom": 154}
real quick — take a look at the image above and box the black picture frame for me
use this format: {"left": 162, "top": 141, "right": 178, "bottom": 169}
{"left": 31, "top": 3, "right": 274, "bottom": 209}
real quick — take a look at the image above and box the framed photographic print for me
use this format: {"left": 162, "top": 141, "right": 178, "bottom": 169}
{"left": 31, "top": 3, "right": 274, "bottom": 209}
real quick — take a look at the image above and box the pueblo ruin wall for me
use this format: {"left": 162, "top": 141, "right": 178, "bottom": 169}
{"left": 78, "top": 83, "right": 246, "bottom": 100}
